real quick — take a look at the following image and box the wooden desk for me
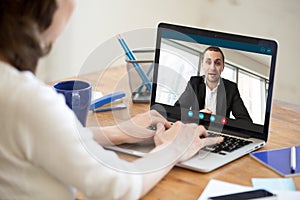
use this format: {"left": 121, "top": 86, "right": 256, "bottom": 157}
{"left": 76, "top": 66, "right": 300, "bottom": 199}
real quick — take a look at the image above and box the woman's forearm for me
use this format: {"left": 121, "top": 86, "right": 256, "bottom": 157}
{"left": 89, "top": 126, "right": 127, "bottom": 146}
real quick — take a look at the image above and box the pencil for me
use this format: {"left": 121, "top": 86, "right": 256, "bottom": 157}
{"left": 117, "top": 34, "right": 151, "bottom": 92}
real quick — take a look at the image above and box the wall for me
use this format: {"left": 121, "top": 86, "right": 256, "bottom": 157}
{"left": 36, "top": 0, "right": 202, "bottom": 81}
{"left": 195, "top": 0, "right": 300, "bottom": 106}
{"left": 36, "top": 0, "right": 300, "bottom": 105}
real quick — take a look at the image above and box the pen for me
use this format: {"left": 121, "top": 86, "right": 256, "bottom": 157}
{"left": 117, "top": 34, "right": 151, "bottom": 92}
{"left": 291, "top": 146, "right": 296, "bottom": 173}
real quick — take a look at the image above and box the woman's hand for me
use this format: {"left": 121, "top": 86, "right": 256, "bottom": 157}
{"left": 116, "top": 110, "right": 172, "bottom": 143}
{"left": 92, "top": 110, "right": 171, "bottom": 146}
{"left": 153, "top": 121, "right": 223, "bottom": 163}
{"left": 130, "top": 110, "right": 171, "bottom": 130}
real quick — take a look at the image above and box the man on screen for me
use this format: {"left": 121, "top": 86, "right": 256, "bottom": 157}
{"left": 175, "top": 46, "right": 253, "bottom": 123}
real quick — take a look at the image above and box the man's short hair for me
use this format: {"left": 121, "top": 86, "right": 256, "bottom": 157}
{"left": 202, "top": 46, "right": 225, "bottom": 64}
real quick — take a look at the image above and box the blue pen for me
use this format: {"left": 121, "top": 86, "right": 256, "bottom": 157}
{"left": 117, "top": 35, "right": 151, "bottom": 92}
{"left": 136, "top": 62, "right": 154, "bottom": 94}
{"left": 117, "top": 35, "right": 151, "bottom": 91}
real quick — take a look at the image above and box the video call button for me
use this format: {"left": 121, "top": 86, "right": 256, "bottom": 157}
{"left": 221, "top": 117, "right": 227, "bottom": 125}
{"left": 188, "top": 110, "right": 193, "bottom": 117}
{"left": 199, "top": 113, "right": 205, "bottom": 120}
{"left": 210, "top": 115, "right": 216, "bottom": 122}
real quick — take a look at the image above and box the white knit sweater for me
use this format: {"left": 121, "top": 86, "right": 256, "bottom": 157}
{"left": 0, "top": 61, "right": 141, "bottom": 200}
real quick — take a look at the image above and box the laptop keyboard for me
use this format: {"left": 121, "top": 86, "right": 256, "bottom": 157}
{"left": 202, "top": 132, "right": 253, "bottom": 155}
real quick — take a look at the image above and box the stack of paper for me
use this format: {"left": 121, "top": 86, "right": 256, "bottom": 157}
{"left": 198, "top": 179, "right": 300, "bottom": 200}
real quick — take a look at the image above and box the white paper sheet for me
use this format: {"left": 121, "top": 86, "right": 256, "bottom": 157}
{"left": 198, "top": 179, "right": 252, "bottom": 200}
{"left": 198, "top": 179, "right": 300, "bottom": 200}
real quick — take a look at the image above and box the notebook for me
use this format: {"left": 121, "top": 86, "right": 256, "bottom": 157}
{"left": 107, "top": 23, "right": 278, "bottom": 172}
{"left": 250, "top": 146, "right": 300, "bottom": 177}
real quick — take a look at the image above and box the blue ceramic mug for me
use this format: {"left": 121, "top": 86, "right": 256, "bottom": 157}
{"left": 53, "top": 80, "right": 92, "bottom": 127}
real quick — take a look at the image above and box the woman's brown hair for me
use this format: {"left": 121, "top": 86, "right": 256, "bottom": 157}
{"left": 0, "top": 0, "right": 57, "bottom": 73}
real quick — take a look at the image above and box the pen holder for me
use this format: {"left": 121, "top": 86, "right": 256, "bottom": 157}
{"left": 125, "top": 50, "right": 154, "bottom": 103}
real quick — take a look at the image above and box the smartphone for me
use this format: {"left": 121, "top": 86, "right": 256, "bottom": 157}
{"left": 208, "top": 189, "right": 277, "bottom": 200}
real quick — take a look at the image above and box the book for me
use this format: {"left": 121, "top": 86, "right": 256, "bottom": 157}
{"left": 250, "top": 146, "right": 300, "bottom": 177}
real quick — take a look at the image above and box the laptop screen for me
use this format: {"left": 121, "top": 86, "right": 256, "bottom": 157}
{"left": 151, "top": 23, "right": 278, "bottom": 140}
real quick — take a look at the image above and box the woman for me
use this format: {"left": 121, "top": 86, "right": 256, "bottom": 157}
{"left": 0, "top": 0, "right": 222, "bottom": 199}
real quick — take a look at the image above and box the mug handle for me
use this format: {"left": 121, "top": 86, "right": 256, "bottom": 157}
{"left": 72, "top": 92, "right": 80, "bottom": 107}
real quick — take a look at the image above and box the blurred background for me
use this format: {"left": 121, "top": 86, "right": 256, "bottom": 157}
{"left": 36, "top": 0, "right": 300, "bottom": 106}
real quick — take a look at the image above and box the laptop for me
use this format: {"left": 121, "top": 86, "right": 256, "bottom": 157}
{"left": 107, "top": 23, "right": 278, "bottom": 172}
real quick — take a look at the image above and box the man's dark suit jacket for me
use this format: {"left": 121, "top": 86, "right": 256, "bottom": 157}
{"left": 175, "top": 76, "right": 253, "bottom": 122}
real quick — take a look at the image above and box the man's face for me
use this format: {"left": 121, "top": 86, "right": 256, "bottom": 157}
{"left": 202, "top": 50, "right": 224, "bottom": 84}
